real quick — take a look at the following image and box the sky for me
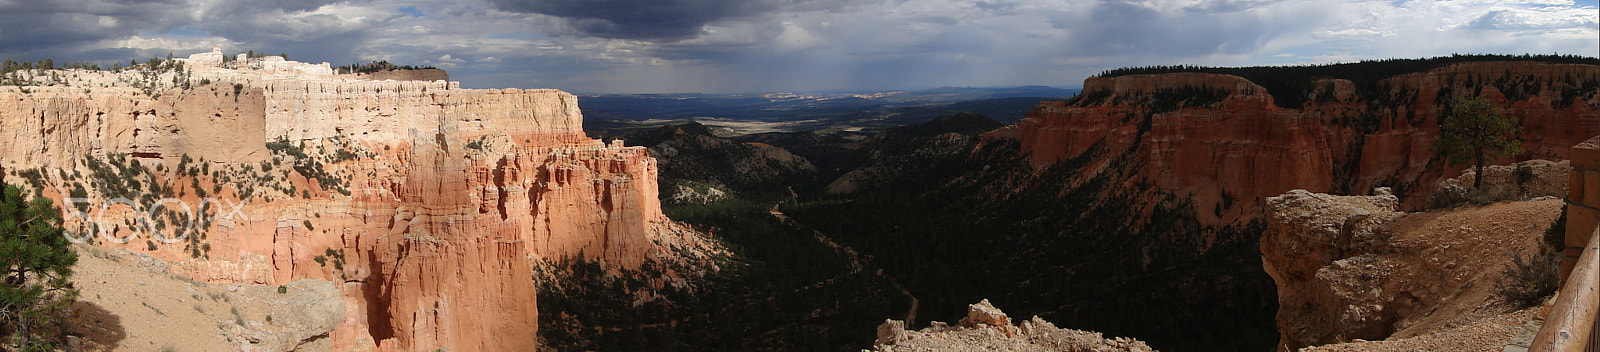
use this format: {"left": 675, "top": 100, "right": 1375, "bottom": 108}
{"left": 0, "top": 0, "right": 1595, "bottom": 93}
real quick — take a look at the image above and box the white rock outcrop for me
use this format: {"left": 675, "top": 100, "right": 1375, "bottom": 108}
{"left": 871, "top": 299, "right": 1155, "bottom": 352}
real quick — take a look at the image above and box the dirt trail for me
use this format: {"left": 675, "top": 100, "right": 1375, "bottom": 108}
{"left": 1305, "top": 198, "right": 1565, "bottom": 352}
{"left": 770, "top": 199, "right": 921, "bottom": 325}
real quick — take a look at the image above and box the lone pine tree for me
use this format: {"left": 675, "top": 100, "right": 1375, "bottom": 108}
{"left": 0, "top": 183, "right": 77, "bottom": 350}
{"left": 1436, "top": 96, "right": 1521, "bottom": 189}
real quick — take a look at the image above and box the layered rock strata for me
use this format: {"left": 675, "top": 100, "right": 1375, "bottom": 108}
{"left": 354, "top": 68, "right": 449, "bottom": 82}
{"left": 969, "top": 59, "right": 1595, "bottom": 350}
{"left": 991, "top": 61, "right": 1599, "bottom": 223}
{"left": 0, "top": 51, "right": 672, "bottom": 351}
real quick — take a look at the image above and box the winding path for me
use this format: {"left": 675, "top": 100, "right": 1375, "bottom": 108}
{"left": 769, "top": 197, "right": 921, "bottom": 325}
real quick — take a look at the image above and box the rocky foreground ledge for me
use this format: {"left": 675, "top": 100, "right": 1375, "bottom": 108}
{"left": 1261, "top": 164, "right": 1568, "bottom": 350}
{"left": 869, "top": 299, "right": 1154, "bottom": 351}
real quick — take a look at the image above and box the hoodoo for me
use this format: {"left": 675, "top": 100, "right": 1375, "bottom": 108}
{"left": 0, "top": 49, "right": 676, "bottom": 350}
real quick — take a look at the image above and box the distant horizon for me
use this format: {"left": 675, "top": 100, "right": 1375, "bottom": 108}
{"left": 8, "top": 50, "right": 1598, "bottom": 95}
{"left": 569, "top": 52, "right": 1600, "bottom": 94}
{"left": 567, "top": 84, "right": 1083, "bottom": 96}
{"left": 2, "top": 0, "right": 1594, "bottom": 94}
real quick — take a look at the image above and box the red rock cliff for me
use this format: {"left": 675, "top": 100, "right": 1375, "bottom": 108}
{"left": 990, "top": 61, "right": 1599, "bottom": 226}
{"left": 978, "top": 59, "right": 1596, "bottom": 350}
{"left": 0, "top": 54, "right": 676, "bottom": 351}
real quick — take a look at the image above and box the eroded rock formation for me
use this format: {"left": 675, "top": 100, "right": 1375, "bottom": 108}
{"left": 0, "top": 51, "right": 678, "bottom": 351}
{"left": 990, "top": 61, "right": 1599, "bottom": 224}
{"left": 1261, "top": 189, "right": 1407, "bottom": 347}
{"left": 870, "top": 299, "right": 1155, "bottom": 352}
{"left": 956, "top": 59, "right": 1595, "bottom": 350}
{"left": 1261, "top": 187, "right": 1565, "bottom": 349}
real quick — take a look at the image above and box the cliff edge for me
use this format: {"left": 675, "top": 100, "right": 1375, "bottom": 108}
{"left": 1261, "top": 186, "right": 1563, "bottom": 349}
{"left": 869, "top": 299, "right": 1154, "bottom": 352}
{"left": 990, "top": 61, "right": 1598, "bottom": 224}
{"left": 0, "top": 49, "right": 691, "bottom": 351}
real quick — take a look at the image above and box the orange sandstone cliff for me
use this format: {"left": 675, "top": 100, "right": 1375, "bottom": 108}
{"left": 0, "top": 51, "right": 676, "bottom": 351}
{"left": 966, "top": 59, "right": 1595, "bottom": 350}
{"left": 990, "top": 61, "right": 1599, "bottom": 225}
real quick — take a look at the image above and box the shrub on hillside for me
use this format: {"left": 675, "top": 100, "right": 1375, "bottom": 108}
{"left": 1545, "top": 205, "right": 1568, "bottom": 253}
{"left": 1496, "top": 250, "right": 1559, "bottom": 308}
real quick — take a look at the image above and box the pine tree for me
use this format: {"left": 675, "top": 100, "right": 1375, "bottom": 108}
{"left": 0, "top": 184, "right": 77, "bottom": 350}
{"left": 1435, "top": 96, "right": 1521, "bottom": 189}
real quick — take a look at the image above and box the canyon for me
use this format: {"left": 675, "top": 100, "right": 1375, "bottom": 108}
{"left": 775, "top": 57, "right": 1596, "bottom": 351}
{"left": 0, "top": 49, "right": 695, "bottom": 351}
{"left": 995, "top": 61, "right": 1598, "bottom": 222}
{"left": 0, "top": 51, "right": 1594, "bottom": 351}
{"left": 989, "top": 60, "right": 1596, "bottom": 349}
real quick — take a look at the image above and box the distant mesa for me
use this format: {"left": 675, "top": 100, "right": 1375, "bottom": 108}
{"left": 182, "top": 45, "right": 448, "bottom": 82}
{"left": 336, "top": 60, "right": 449, "bottom": 82}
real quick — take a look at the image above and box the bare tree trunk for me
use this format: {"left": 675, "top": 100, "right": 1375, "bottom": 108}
{"left": 1474, "top": 158, "right": 1485, "bottom": 189}
{"left": 1473, "top": 143, "right": 1486, "bottom": 189}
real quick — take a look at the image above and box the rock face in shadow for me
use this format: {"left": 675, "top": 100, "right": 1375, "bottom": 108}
{"left": 825, "top": 112, "right": 1003, "bottom": 195}
{"left": 615, "top": 122, "right": 816, "bottom": 200}
{"left": 781, "top": 59, "right": 1594, "bottom": 351}
{"left": 354, "top": 68, "right": 449, "bottom": 82}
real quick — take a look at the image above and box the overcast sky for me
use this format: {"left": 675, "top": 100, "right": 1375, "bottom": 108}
{"left": 0, "top": 0, "right": 1595, "bottom": 93}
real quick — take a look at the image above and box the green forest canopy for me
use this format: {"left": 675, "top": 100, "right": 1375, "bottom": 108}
{"left": 1090, "top": 54, "right": 1600, "bottom": 109}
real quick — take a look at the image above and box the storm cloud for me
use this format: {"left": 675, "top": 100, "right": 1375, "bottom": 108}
{"left": 488, "top": 0, "right": 811, "bottom": 40}
{"left": 0, "top": 0, "right": 1595, "bottom": 93}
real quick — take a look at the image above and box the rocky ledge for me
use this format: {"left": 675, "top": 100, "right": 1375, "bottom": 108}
{"left": 870, "top": 299, "right": 1154, "bottom": 352}
{"left": 1262, "top": 184, "right": 1564, "bottom": 349}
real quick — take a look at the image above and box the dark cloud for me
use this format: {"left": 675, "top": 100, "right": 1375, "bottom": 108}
{"left": 913, "top": 15, "right": 959, "bottom": 26}
{"left": 1049, "top": 0, "right": 1290, "bottom": 57}
{"left": 0, "top": 0, "right": 1596, "bottom": 94}
{"left": 490, "top": 0, "right": 807, "bottom": 41}
{"left": 0, "top": 0, "right": 187, "bottom": 56}
{"left": 192, "top": 0, "right": 379, "bottom": 65}
{"left": 193, "top": 0, "right": 348, "bottom": 39}
{"left": 219, "top": 0, "right": 340, "bottom": 13}
{"left": 1184, "top": 0, "right": 1279, "bottom": 14}
{"left": 0, "top": 0, "right": 355, "bottom": 62}
{"left": 973, "top": 1, "right": 1018, "bottom": 13}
